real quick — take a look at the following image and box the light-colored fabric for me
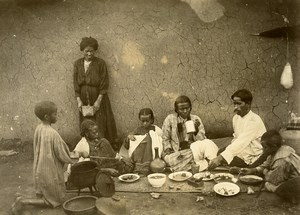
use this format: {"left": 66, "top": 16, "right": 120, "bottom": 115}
{"left": 149, "top": 130, "right": 163, "bottom": 159}
{"left": 256, "top": 145, "right": 300, "bottom": 187}
{"left": 33, "top": 124, "right": 72, "bottom": 207}
{"left": 128, "top": 125, "right": 163, "bottom": 160}
{"left": 221, "top": 111, "right": 266, "bottom": 165}
{"left": 84, "top": 60, "right": 91, "bottom": 73}
{"left": 74, "top": 137, "right": 89, "bottom": 155}
{"left": 128, "top": 135, "right": 147, "bottom": 158}
{"left": 164, "top": 149, "right": 193, "bottom": 172}
{"left": 162, "top": 113, "right": 206, "bottom": 152}
{"left": 190, "top": 139, "right": 219, "bottom": 171}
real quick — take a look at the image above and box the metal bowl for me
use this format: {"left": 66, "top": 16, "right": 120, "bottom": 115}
{"left": 69, "top": 161, "right": 99, "bottom": 189}
{"left": 63, "top": 195, "right": 98, "bottom": 215}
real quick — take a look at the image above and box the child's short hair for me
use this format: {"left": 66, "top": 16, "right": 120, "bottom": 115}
{"left": 34, "top": 101, "right": 57, "bottom": 120}
{"left": 139, "top": 108, "right": 154, "bottom": 122}
{"left": 261, "top": 130, "right": 282, "bottom": 148}
{"left": 80, "top": 119, "right": 97, "bottom": 137}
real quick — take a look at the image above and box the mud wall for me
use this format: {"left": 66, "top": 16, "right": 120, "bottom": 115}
{"left": 0, "top": 0, "right": 299, "bottom": 146}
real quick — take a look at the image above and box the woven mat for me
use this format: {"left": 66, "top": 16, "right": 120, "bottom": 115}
{"left": 114, "top": 174, "right": 262, "bottom": 194}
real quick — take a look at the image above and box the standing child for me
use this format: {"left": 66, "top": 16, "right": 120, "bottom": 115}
{"left": 11, "top": 101, "right": 73, "bottom": 214}
{"left": 124, "top": 108, "right": 163, "bottom": 174}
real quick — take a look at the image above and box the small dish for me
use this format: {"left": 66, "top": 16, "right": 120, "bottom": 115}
{"left": 168, "top": 171, "right": 192, "bottom": 182}
{"left": 214, "top": 173, "right": 235, "bottom": 183}
{"left": 147, "top": 173, "right": 167, "bottom": 187}
{"left": 118, "top": 174, "right": 140, "bottom": 183}
{"left": 214, "top": 182, "right": 240, "bottom": 196}
{"left": 239, "top": 175, "right": 263, "bottom": 185}
{"left": 193, "top": 172, "right": 215, "bottom": 181}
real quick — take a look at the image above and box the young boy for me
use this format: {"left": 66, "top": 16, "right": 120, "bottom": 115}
{"left": 11, "top": 101, "right": 73, "bottom": 214}
{"left": 241, "top": 130, "right": 300, "bottom": 202}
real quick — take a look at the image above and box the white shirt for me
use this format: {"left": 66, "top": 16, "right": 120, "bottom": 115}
{"left": 221, "top": 110, "right": 266, "bottom": 165}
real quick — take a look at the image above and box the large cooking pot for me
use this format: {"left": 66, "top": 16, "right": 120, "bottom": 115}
{"left": 69, "top": 161, "right": 99, "bottom": 190}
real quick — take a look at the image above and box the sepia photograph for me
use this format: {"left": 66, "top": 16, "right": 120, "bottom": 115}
{"left": 0, "top": 0, "right": 299, "bottom": 214}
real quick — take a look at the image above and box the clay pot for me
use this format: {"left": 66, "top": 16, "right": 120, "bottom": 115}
{"left": 150, "top": 147, "right": 166, "bottom": 173}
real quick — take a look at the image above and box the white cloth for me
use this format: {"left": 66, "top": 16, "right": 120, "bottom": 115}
{"left": 190, "top": 139, "right": 219, "bottom": 171}
{"left": 221, "top": 110, "right": 266, "bottom": 165}
{"left": 128, "top": 125, "right": 163, "bottom": 159}
{"left": 74, "top": 137, "right": 89, "bottom": 155}
{"left": 128, "top": 134, "right": 147, "bottom": 158}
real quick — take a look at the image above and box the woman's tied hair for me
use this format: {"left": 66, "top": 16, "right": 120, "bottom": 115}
{"left": 261, "top": 130, "right": 282, "bottom": 148}
{"left": 80, "top": 37, "right": 99, "bottom": 51}
{"left": 80, "top": 119, "right": 97, "bottom": 137}
{"left": 174, "top": 95, "right": 192, "bottom": 113}
{"left": 231, "top": 89, "right": 253, "bottom": 105}
{"left": 138, "top": 108, "right": 154, "bottom": 124}
{"left": 34, "top": 101, "right": 57, "bottom": 120}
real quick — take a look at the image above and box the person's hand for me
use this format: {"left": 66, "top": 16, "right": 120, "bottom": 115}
{"left": 77, "top": 98, "right": 83, "bottom": 112}
{"left": 194, "top": 119, "right": 200, "bottom": 128}
{"left": 229, "top": 167, "right": 241, "bottom": 174}
{"left": 128, "top": 134, "right": 136, "bottom": 141}
{"left": 240, "top": 168, "right": 255, "bottom": 175}
{"left": 164, "top": 148, "right": 174, "bottom": 155}
{"left": 208, "top": 156, "right": 223, "bottom": 170}
{"left": 101, "top": 168, "right": 119, "bottom": 177}
{"left": 93, "top": 100, "right": 101, "bottom": 112}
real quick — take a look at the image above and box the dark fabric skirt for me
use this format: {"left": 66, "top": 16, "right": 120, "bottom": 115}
{"left": 79, "top": 86, "right": 118, "bottom": 148}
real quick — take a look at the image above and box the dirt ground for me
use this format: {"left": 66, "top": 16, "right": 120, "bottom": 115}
{"left": 1, "top": 141, "right": 300, "bottom": 215}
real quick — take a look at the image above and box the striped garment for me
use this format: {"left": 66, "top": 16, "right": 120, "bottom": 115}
{"left": 33, "top": 123, "right": 73, "bottom": 207}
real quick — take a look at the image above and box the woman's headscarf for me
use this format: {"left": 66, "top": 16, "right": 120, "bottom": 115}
{"left": 80, "top": 37, "right": 99, "bottom": 51}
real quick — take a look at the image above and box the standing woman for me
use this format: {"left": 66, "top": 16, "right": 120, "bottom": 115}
{"left": 73, "top": 37, "right": 118, "bottom": 150}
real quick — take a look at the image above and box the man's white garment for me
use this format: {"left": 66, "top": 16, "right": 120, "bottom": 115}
{"left": 221, "top": 110, "right": 266, "bottom": 165}
{"left": 190, "top": 139, "right": 219, "bottom": 171}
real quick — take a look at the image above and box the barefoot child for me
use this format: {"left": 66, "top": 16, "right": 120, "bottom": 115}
{"left": 11, "top": 101, "right": 73, "bottom": 214}
{"left": 124, "top": 108, "right": 163, "bottom": 174}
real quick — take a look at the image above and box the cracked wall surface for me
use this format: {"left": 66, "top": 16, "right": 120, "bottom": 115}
{"left": 0, "top": 0, "right": 299, "bottom": 146}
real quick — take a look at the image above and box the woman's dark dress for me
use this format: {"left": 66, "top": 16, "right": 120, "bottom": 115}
{"left": 73, "top": 57, "right": 117, "bottom": 147}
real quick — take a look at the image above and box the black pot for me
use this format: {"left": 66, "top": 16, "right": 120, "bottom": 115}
{"left": 69, "top": 161, "right": 99, "bottom": 189}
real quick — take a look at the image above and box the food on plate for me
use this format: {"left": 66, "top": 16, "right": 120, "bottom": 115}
{"left": 149, "top": 175, "right": 165, "bottom": 179}
{"left": 217, "top": 187, "right": 236, "bottom": 196}
{"left": 214, "top": 173, "right": 234, "bottom": 183}
{"left": 122, "top": 175, "right": 135, "bottom": 180}
{"left": 173, "top": 173, "right": 188, "bottom": 180}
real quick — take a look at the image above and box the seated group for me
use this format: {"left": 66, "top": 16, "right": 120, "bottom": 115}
{"left": 73, "top": 89, "right": 300, "bottom": 196}
{"left": 11, "top": 89, "right": 300, "bottom": 215}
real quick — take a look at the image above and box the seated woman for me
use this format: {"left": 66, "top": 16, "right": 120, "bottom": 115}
{"left": 241, "top": 130, "right": 300, "bottom": 203}
{"left": 66, "top": 119, "right": 133, "bottom": 181}
{"left": 162, "top": 95, "right": 218, "bottom": 172}
{"left": 124, "top": 108, "right": 163, "bottom": 174}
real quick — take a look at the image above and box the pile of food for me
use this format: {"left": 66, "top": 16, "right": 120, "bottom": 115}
{"left": 217, "top": 187, "right": 236, "bottom": 196}
{"left": 119, "top": 174, "right": 140, "bottom": 183}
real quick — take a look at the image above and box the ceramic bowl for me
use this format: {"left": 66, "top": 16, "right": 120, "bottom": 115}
{"left": 147, "top": 173, "right": 167, "bottom": 187}
{"left": 63, "top": 195, "right": 98, "bottom": 215}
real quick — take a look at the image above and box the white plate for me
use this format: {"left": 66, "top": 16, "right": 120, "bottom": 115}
{"left": 168, "top": 171, "right": 192, "bottom": 182}
{"left": 193, "top": 172, "right": 215, "bottom": 181}
{"left": 214, "top": 182, "right": 240, "bottom": 196}
{"left": 214, "top": 173, "right": 235, "bottom": 183}
{"left": 118, "top": 174, "right": 140, "bottom": 183}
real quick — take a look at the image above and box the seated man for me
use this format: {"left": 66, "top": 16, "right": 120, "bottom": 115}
{"left": 162, "top": 95, "right": 218, "bottom": 172}
{"left": 241, "top": 130, "right": 300, "bottom": 203}
{"left": 208, "top": 89, "right": 267, "bottom": 169}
